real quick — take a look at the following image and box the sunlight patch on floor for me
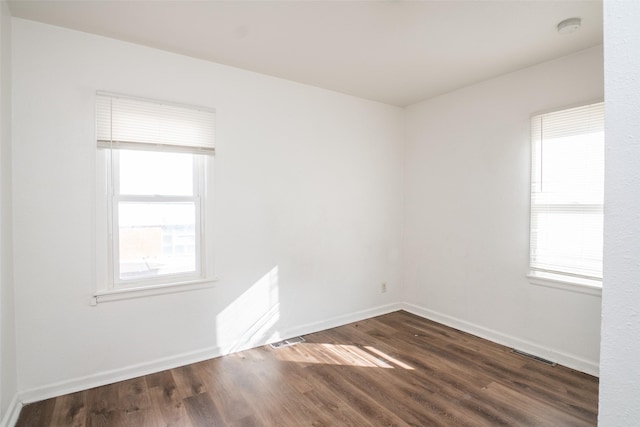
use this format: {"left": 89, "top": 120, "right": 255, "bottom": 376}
{"left": 273, "top": 342, "right": 414, "bottom": 370}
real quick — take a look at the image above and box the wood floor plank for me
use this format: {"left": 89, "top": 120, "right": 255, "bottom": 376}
{"left": 16, "top": 310, "right": 599, "bottom": 427}
{"left": 117, "top": 376, "right": 155, "bottom": 427}
{"left": 248, "top": 348, "right": 336, "bottom": 426}
{"left": 171, "top": 364, "right": 207, "bottom": 399}
{"left": 15, "top": 398, "right": 56, "bottom": 427}
{"left": 227, "top": 415, "right": 259, "bottom": 427}
{"left": 146, "top": 368, "right": 191, "bottom": 427}
{"left": 301, "top": 388, "right": 374, "bottom": 426}
{"left": 86, "top": 383, "right": 122, "bottom": 427}
{"left": 305, "top": 363, "right": 415, "bottom": 426}
{"left": 144, "top": 369, "right": 174, "bottom": 390}
{"left": 190, "top": 359, "right": 253, "bottom": 424}
{"left": 482, "top": 381, "right": 594, "bottom": 427}
{"left": 183, "top": 392, "right": 226, "bottom": 427}
{"left": 319, "top": 335, "right": 509, "bottom": 425}
{"left": 214, "top": 353, "right": 295, "bottom": 426}
{"left": 147, "top": 383, "right": 191, "bottom": 427}
{"left": 50, "top": 390, "right": 87, "bottom": 427}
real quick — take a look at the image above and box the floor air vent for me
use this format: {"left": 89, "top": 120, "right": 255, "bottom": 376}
{"left": 512, "top": 349, "right": 557, "bottom": 366}
{"left": 270, "top": 336, "right": 305, "bottom": 349}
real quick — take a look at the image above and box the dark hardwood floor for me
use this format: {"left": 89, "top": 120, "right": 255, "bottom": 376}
{"left": 16, "top": 311, "right": 599, "bottom": 426}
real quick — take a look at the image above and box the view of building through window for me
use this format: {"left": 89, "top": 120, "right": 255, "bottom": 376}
{"left": 118, "top": 203, "right": 197, "bottom": 280}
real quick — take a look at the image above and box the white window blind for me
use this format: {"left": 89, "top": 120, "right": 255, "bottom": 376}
{"left": 530, "top": 102, "right": 604, "bottom": 282}
{"left": 96, "top": 92, "right": 215, "bottom": 155}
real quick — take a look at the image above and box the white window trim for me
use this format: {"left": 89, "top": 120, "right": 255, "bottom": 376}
{"left": 92, "top": 279, "right": 217, "bottom": 305}
{"left": 95, "top": 150, "right": 216, "bottom": 304}
{"left": 527, "top": 271, "right": 601, "bottom": 296}
{"left": 94, "top": 93, "right": 216, "bottom": 305}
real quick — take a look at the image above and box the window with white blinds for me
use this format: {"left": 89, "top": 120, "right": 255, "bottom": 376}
{"left": 530, "top": 102, "right": 604, "bottom": 285}
{"left": 96, "top": 92, "right": 215, "bottom": 296}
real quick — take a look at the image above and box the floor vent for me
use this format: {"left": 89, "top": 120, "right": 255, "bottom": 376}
{"left": 511, "top": 349, "right": 557, "bottom": 366}
{"left": 270, "top": 336, "right": 305, "bottom": 349}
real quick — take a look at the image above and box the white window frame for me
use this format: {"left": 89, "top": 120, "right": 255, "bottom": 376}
{"left": 94, "top": 93, "right": 216, "bottom": 304}
{"left": 109, "top": 150, "right": 206, "bottom": 288}
{"left": 527, "top": 101, "right": 604, "bottom": 296}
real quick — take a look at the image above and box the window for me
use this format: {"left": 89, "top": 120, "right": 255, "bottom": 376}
{"left": 529, "top": 102, "right": 604, "bottom": 291}
{"left": 96, "top": 93, "right": 215, "bottom": 299}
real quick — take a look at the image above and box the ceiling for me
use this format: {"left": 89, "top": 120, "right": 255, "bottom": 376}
{"left": 7, "top": 0, "right": 603, "bottom": 107}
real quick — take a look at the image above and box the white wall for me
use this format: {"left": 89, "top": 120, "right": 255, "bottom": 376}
{"left": 9, "top": 11, "right": 611, "bottom": 409}
{"left": 599, "top": 1, "right": 640, "bottom": 424}
{"left": 12, "top": 18, "right": 403, "bottom": 400}
{"left": 403, "top": 46, "right": 604, "bottom": 374}
{"left": 0, "top": 0, "right": 17, "bottom": 423}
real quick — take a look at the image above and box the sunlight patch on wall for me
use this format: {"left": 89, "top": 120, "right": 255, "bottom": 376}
{"left": 217, "top": 266, "right": 280, "bottom": 353}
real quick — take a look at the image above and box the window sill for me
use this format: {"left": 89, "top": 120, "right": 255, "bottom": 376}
{"left": 527, "top": 272, "right": 602, "bottom": 296}
{"left": 92, "top": 278, "right": 217, "bottom": 305}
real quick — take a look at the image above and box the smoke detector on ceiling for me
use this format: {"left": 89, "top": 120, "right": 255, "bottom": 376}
{"left": 557, "top": 17, "right": 582, "bottom": 35}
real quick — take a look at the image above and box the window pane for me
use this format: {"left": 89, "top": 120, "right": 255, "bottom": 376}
{"left": 531, "top": 210, "right": 603, "bottom": 278}
{"left": 118, "top": 202, "right": 197, "bottom": 280}
{"left": 119, "top": 150, "right": 193, "bottom": 196}
{"left": 535, "top": 131, "right": 604, "bottom": 204}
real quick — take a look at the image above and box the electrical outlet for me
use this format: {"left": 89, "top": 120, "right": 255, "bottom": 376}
{"left": 381, "top": 282, "right": 387, "bottom": 293}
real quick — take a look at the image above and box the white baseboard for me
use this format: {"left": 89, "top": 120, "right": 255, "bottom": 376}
{"left": 18, "top": 343, "right": 225, "bottom": 405}
{"left": 0, "top": 394, "right": 21, "bottom": 427}
{"left": 281, "top": 302, "right": 402, "bottom": 341}
{"left": 14, "top": 301, "right": 596, "bottom": 410}
{"left": 402, "top": 302, "right": 599, "bottom": 377}
{"left": 18, "top": 302, "right": 402, "bottom": 405}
